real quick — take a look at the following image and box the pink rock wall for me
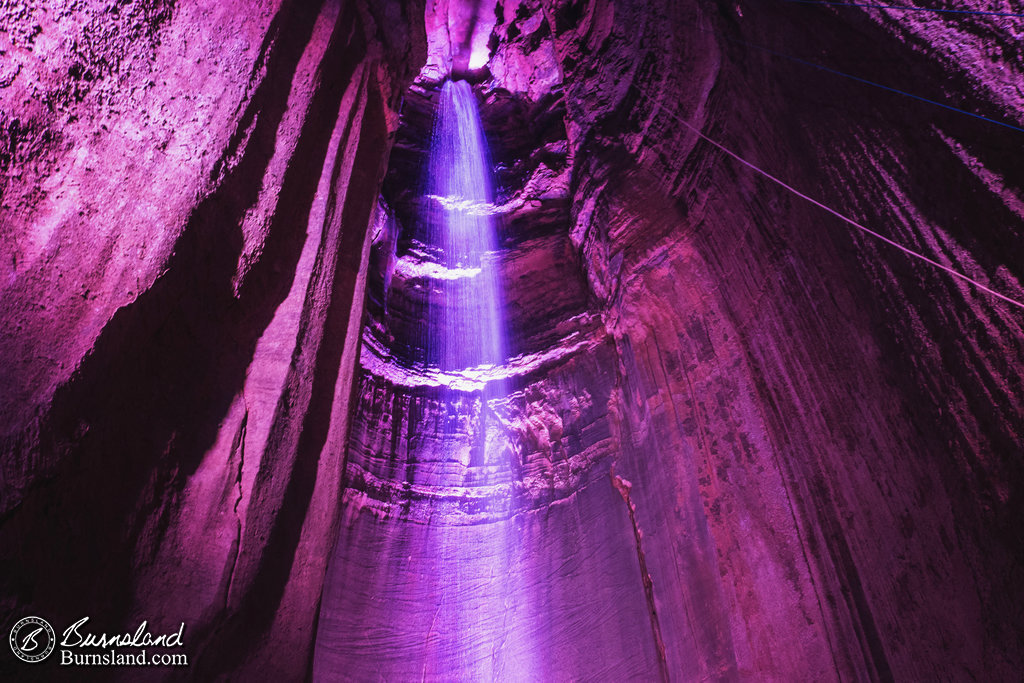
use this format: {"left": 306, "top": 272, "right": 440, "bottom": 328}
{"left": 1, "top": 0, "right": 423, "bottom": 678}
{"left": 542, "top": 0, "right": 1024, "bottom": 679}
{"left": 3, "top": 0, "right": 1023, "bottom": 680}
{"left": 318, "top": 0, "right": 1023, "bottom": 680}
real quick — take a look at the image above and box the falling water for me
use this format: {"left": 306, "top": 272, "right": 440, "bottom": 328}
{"left": 428, "top": 79, "right": 506, "bottom": 374}
{"left": 313, "top": 80, "right": 526, "bottom": 681}
{"left": 421, "top": 79, "right": 520, "bottom": 676}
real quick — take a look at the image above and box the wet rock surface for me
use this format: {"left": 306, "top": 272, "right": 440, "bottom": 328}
{"left": 322, "top": 0, "right": 1024, "bottom": 680}
{"left": 2, "top": 0, "right": 1022, "bottom": 680}
{"left": 0, "top": 0, "right": 424, "bottom": 678}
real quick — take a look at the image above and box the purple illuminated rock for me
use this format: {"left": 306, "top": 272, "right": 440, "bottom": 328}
{"left": 2, "top": 0, "right": 1023, "bottom": 680}
{"left": 0, "top": 0, "right": 424, "bottom": 678}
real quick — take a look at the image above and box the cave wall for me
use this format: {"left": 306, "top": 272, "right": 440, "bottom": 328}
{"left": 541, "top": 0, "right": 1024, "bottom": 679}
{"left": 2, "top": 0, "right": 1022, "bottom": 680}
{"left": 318, "top": 0, "right": 1023, "bottom": 680}
{"left": 0, "top": 0, "right": 424, "bottom": 678}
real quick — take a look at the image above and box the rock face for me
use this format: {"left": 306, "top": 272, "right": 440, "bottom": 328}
{"left": 0, "top": 0, "right": 424, "bottom": 678}
{"left": 3, "top": 0, "right": 1023, "bottom": 680}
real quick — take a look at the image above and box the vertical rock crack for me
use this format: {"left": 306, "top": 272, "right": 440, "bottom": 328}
{"left": 611, "top": 467, "right": 671, "bottom": 683}
{"left": 224, "top": 403, "right": 248, "bottom": 610}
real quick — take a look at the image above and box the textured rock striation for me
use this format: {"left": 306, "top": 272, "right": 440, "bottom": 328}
{"left": 317, "top": 0, "right": 1024, "bottom": 680}
{"left": 1, "top": 0, "right": 424, "bottom": 678}
{"left": 2, "top": 0, "right": 1023, "bottom": 680}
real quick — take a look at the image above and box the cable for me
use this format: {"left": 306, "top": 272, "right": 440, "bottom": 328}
{"left": 763, "top": 51, "right": 1024, "bottom": 134}
{"left": 629, "top": 82, "right": 1024, "bottom": 311}
{"left": 778, "top": 1, "right": 1024, "bottom": 18}
{"left": 690, "top": 25, "right": 1024, "bottom": 134}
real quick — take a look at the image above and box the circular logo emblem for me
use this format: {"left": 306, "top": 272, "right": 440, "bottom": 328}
{"left": 9, "top": 616, "right": 55, "bottom": 664}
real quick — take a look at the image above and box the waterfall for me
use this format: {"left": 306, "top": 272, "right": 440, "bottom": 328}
{"left": 313, "top": 79, "right": 527, "bottom": 681}
{"left": 427, "top": 79, "right": 506, "bottom": 374}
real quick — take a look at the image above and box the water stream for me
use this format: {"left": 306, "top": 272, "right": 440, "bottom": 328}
{"left": 428, "top": 79, "right": 506, "bottom": 374}
{"left": 313, "top": 80, "right": 525, "bottom": 679}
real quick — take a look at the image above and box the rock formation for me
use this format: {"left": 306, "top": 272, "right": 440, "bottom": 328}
{"left": 1, "top": 0, "right": 425, "bottom": 678}
{"left": 2, "top": 0, "right": 1022, "bottom": 680}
